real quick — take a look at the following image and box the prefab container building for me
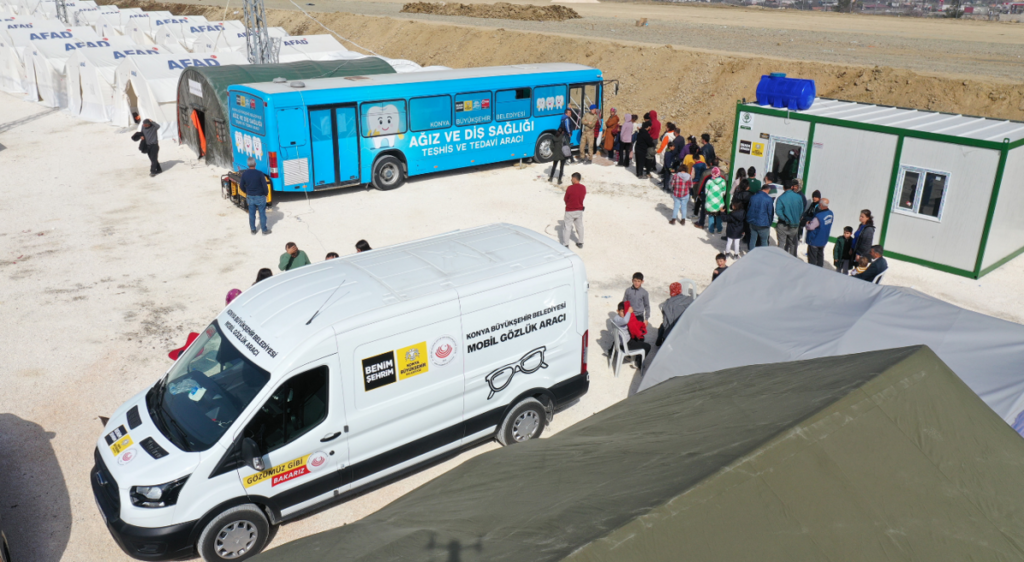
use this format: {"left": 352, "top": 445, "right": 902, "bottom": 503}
{"left": 729, "top": 99, "right": 1024, "bottom": 278}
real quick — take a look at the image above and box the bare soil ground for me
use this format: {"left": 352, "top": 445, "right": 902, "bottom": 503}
{"left": 400, "top": 2, "right": 581, "bottom": 21}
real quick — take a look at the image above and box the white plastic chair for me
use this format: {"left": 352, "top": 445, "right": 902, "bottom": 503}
{"left": 677, "top": 278, "right": 698, "bottom": 299}
{"left": 612, "top": 328, "right": 646, "bottom": 377}
{"left": 872, "top": 270, "right": 888, "bottom": 285}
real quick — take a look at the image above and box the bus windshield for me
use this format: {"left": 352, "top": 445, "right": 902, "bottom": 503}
{"left": 148, "top": 321, "right": 270, "bottom": 452}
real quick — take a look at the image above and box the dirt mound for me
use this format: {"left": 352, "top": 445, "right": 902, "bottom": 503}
{"left": 400, "top": 2, "right": 581, "bottom": 21}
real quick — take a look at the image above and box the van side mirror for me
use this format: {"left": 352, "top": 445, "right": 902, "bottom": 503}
{"left": 242, "top": 438, "right": 264, "bottom": 471}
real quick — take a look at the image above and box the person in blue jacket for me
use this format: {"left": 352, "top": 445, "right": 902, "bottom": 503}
{"left": 746, "top": 183, "right": 775, "bottom": 250}
{"left": 804, "top": 198, "right": 834, "bottom": 267}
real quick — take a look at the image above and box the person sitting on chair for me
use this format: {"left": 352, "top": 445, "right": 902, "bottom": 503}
{"left": 655, "top": 282, "right": 693, "bottom": 346}
{"left": 611, "top": 301, "right": 650, "bottom": 368}
{"left": 855, "top": 245, "right": 888, "bottom": 283}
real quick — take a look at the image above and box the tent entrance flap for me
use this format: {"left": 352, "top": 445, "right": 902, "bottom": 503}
{"left": 191, "top": 109, "right": 207, "bottom": 156}
{"left": 125, "top": 81, "right": 139, "bottom": 126}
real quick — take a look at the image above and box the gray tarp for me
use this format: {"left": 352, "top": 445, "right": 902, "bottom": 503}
{"left": 254, "top": 346, "right": 1024, "bottom": 562}
{"left": 639, "top": 247, "right": 1024, "bottom": 433}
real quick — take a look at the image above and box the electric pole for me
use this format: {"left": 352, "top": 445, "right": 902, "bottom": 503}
{"left": 55, "top": 0, "right": 69, "bottom": 25}
{"left": 242, "top": 0, "right": 280, "bottom": 64}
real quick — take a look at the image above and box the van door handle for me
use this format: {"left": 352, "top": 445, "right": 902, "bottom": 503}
{"left": 320, "top": 432, "right": 342, "bottom": 442}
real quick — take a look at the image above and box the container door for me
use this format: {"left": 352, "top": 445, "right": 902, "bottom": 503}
{"left": 335, "top": 105, "right": 360, "bottom": 186}
{"left": 309, "top": 108, "right": 337, "bottom": 187}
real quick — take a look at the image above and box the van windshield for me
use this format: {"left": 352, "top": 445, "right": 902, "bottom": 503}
{"left": 149, "top": 321, "right": 270, "bottom": 452}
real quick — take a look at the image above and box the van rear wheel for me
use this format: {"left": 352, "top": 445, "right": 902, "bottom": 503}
{"left": 497, "top": 397, "right": 547, "bottom": 446}
{"left": 197, "top": 504, "right": 270, "bottom": 562}
{"left": 372, "top": 155, "right": 406, "bottom": 191}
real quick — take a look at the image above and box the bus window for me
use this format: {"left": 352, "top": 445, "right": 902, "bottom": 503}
{"left": 361, "top": 100, "right": 407, "bottom": 139}
{"left": 534, "top": 85, "right": 567, "bottom": 117}
{"left": 410, "top": 95, "right": 453, "bottom": 131}
{"left": 495, "top": 88, "right": 531, "bottom": 122}
{"left": 455, "top": 92, "right": 492, "bottom": 127}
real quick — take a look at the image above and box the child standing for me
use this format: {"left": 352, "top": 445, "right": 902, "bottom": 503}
{"left": 833, "top": 226, "right": 854, "bottom": 273}
{"left": 668, "top": 164, "right": 690, "bottom": 225}
{"left": 722, "top": 201, "right": 746, "bottom": 258}
{"left": 712, "top": 253, "right": 728, "bottom": 282}
{"left": 623, "top": 272, "right": 651, "bottom": 324}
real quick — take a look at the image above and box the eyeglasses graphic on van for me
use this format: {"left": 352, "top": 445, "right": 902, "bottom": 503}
{"left": 485, "top": 347, "right": 548, "bottom": 400}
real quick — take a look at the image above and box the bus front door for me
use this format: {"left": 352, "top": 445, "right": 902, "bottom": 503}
{"left": 568, "top": 83, "right": 600, "bottom": 146}
{"left": 308, "top": 104, "right": 361, "bottom": 190}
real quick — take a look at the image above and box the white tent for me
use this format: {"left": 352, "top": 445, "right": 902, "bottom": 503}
{"left": 638, "top": 247, "right": 1024, "bottom": 435}
{"left": 0, "top": 16, "right": 51, "bottom": 42}
{"left": 113, "top": 51, "right": 248, "bottom": 140}
{"left": 125, "top": 10, "right": 173, "bottom": 45}
{"left": 154, "top": 19, "right": 240, "bottom": 52}
{"left": 71, "top": 3, "right": 117, "bottom": 26}
{"left": 37, "top": 0, "right": 94, "bottom": 19}
{"left": 66, "top": 43, "right": 158, "bottom": 122}
{"left": 385, "top": 58, "right": 424, "bottom": 73}
{"left": 210, "top": 25, "right": 288, "bottom": 52}
{"left": 188, "top": 21, "right": 245, "bottom": 52}
{"left": 94, "top": 8, "right": 144, "bottom": 38}
{"left": 277, "top": 35, "right": 353, "bottom": 62}
{"left": 28, "top": 33, "right": 134, "bottom": 107}
{"left": 0, "top": 20, "right": 70, "bottom": 93}
{"left": 149, "top": 15, "right": 210, "bottom": 52}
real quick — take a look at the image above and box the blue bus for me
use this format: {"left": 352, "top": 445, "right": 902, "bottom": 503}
{"left": 226, "top": 63, "right": 608, "bottom": 191}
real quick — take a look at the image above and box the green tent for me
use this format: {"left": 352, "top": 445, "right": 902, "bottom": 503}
{"left": 176, "top": 59, "right": 396, "bottom": 168}
{"left": 254, "top": 346, "right": 1024, "bottom": 562}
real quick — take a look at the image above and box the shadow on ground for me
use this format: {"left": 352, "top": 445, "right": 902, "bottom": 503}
{"left": 0, "top": 413, "right": 71, "bottom": 562}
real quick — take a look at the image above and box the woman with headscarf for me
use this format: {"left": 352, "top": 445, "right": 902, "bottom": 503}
{"left": 649, "top": 110, "right": 661, "bottom": 142}
{"left": 618, "top": 114, "right": 634, "bottom": 168}
{"left": 633, "top": 121, "right": 655, "bottom": 179}
{"left": 602, "top": 108, "right": 620, "bottom": 158}
{"left": 704, "top": 167, "right": 728, "bottom": 235}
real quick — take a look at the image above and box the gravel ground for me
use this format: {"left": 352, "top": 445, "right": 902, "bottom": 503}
{"left": 2, "top": 89, "right": 1024, "bottom": 561}
{"left": 239, "top": 0, "right": 1024, "bottom": 81}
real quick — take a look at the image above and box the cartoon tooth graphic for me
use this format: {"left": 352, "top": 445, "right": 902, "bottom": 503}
{"left": 536, "top": 97, "right": 545, "bottom": 112}
{"left": 545, "top": 97, "right": 554, "bottom": 110}
{"left": 367, "top": 104, "right": 400, "bottom": 149}
{"left": 555, "top": 95, "right": 564, "bottom": 109}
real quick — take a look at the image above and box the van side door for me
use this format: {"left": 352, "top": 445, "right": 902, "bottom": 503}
{"left": 459, "top": 271, "right": 577, "bottom": 441}
{"left": 339, "top": 299, "right": 464, "bottom": 489}
{"left": 236, "top": 356, "right": 349, "bottom": 518}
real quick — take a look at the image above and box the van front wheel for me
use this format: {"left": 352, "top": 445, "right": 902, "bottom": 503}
{"left": 497, "top": 397, "right": 547, "bottom": 446}
{"left": 197, "top": 504, "right": 270, "bottom": 562}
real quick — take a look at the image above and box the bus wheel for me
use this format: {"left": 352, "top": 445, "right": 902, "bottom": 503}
{"left": 372, "top": 155, "right": 406, "bottom": 191}
{"left": 534, "top": 133, "right": 555, "bottom": 164}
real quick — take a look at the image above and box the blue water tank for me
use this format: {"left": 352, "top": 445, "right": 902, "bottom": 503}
{"left": 755, "top": 74, "right": 816, "bottom": 111}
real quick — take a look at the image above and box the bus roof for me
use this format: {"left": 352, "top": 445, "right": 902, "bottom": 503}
{"left": 215, "top": 224, "right": 576, "bottom": 372}
{"left": 237, "top": 62, "right": 599, "bottom": 95}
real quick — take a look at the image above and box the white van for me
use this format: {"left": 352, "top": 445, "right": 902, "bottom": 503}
{"left": 91, "top": 224, "right": 590, "bottom": 561}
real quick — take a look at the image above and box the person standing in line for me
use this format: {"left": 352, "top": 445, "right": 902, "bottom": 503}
{"left": 548, "top": 122, "right": 568, "bottom": 184}
{"left": 690, "top": 148, "right": 708, "bottom": 224}
{"left": 774, "top": 181, "right": 804, "bottom": 256}
{"left": 279, "top": 242, "right": 311, "bottom": 271}
{"left": 355, "top": 240, "right": 372, "bottom": 253}
{"left": 704, "top": 167, "right": 727, "bottom": 235}
{"left": 648, "top": 110, "right": 661, "bottom": 142}
{"left": 804, "top": 198, "right": 834, "bottom": 267}
{"left": 603, "top": 108, "right": 619, "bottom": 159}
{"left": 560, "top": 109, "right": 579, "bottom": 164}
{"left": 241, "top": 157, "right": 271, "bottom": 235}
{"left": 779, "top": 148, "right": 800, "bottom": 185}
{"left": 722, "top": 201, "right": 746, "bottom": 259}
{"left": 800, "top": 189, "right": 822, "bottom": 242}
{"left": 668, "top": 163, "right": 690, "bottom": 225}
{"left": 746, "top": 166, "right": 762, "bottom": 194}
{"left": 731, "top": 178, "right": 753, "bottom": 243}
{"left": 747, "top": 182, "right": 774, "bottom": 250}
{"left": 852, "top": 209, "right": 876, "bottom": 263}
{"left": 657, "top": 124, "right": 677, "bottom": 184}
{"left": 618, "top": 114, "right": 634, "bottom": 168}
{"left": 700, "top": 133, "right": 717, "bottom": 166}
{"left": 325, "top": 252, "right": 340, "bottom": 260}
{"left": 141, "top": 119, "right": 162, "bottom": 176}
{"left": 833, "top": 226, "right": 854, "bottom": 273}
{"left": 561, "top": 172, "right": 586, "bottom": 249}
{"left": 580, "top": 105, "right": 599, "bottom": 163}
{"left": 253, "top": 268, "right": 273, "bottom": 285}
{"left": 634, "top": 121, "right": 655, "bottom": 179}
{"left": 623, "top": 272, "right": 651, "bottom": 324}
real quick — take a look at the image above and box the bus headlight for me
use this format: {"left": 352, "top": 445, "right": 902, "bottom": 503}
{"left": 130, "top": 475, "right": 190, "bottom": 508}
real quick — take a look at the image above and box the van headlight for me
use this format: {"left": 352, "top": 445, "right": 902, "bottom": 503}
{"left": 129, "top": 475, "right": 190, "bottom": 508}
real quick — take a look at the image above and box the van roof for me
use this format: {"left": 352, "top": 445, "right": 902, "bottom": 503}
{"left": 237, "top": 63, "right": 598, "bottom": 95}
{"left": 216, "top": 224, "right": 575, "bottom": 372}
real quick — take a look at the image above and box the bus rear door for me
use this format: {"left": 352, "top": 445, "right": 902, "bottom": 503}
{"left": 308, "top": 104, "right": 361, "bottom": 190}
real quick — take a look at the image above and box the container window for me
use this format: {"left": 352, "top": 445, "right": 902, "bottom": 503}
{"left": 454, "top": 91, "right": 492, "bottom": 127}
{"left": 893, "top": 166, "right": 949, "bottom": 221}
{"left": 360, "top": 100, "right": 407, "bottom": 138}
{"left": 409, "top": 95, "right": 452, "bottom": 131}
{"left": 495, "top": 88, "right": 531, "bottom": 122}
{"left": 243, "top": 366, "right": 329, "bottom": 453}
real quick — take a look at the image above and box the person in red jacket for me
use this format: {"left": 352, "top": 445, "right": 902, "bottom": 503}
{"left": 560, "top": 172, "right": 586, "bottom": 249}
